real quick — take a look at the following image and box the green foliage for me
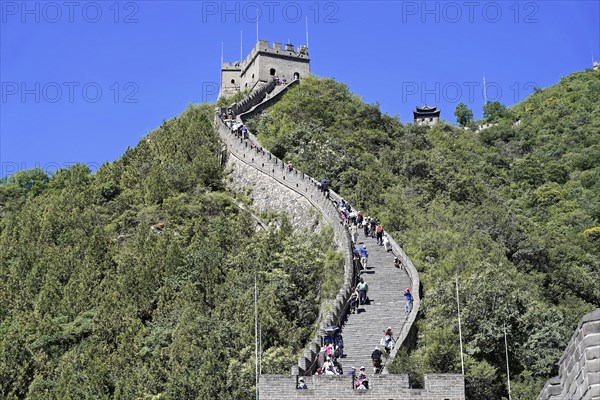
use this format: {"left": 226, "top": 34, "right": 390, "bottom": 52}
{"left": 2, "top": 66, "right": 597, "bottom": 400}
{"left": 584, "top": 226, "right": 600, "bottom": 241}
{"left": 248, "top": 70, "right": 600, "bottom": 399}
{"left": 216, "top": 88, "right": 251, "bottom": 108}
{"left": 245, "top": 76, "right": 402, "bottom": 192}
{"left": 464, "top": 358, "right": 502, "bottom": 400}
{"left": 483, "top": 101, "right": 507, "bottom": 122}
{"left": 454, "top": 102, "right": 474, "bottom": 127}
{"left": 0, "top": 103, "right": 341, "bottom": 399}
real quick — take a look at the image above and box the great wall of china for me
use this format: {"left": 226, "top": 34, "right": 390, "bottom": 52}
{"left": 215, "top": 79, "right": 465, "bottom": 399}
{"left": 215, "top": 76, "right": 599, "bottom": 400}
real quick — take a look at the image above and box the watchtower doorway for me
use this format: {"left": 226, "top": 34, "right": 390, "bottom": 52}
{"left": 270, "top": 68, "right": 276, "bottom": 76}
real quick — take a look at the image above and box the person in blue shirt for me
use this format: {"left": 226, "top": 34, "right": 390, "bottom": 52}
{"left": 358, "top": 246, "right": 368, "bottom": 270}
{"left": 404, "top": 288, "right": 413, "bottom": 313}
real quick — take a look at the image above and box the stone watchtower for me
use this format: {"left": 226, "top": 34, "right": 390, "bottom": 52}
{"left": 220, "top": 40, "right": 310, "bottom": 99}
{"left": 413, "top": 105, "right": 441, "bottom": 126}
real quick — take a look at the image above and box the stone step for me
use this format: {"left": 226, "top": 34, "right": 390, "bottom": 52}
{"left": 333, "top": 230, "right": 411, "bottom": 374}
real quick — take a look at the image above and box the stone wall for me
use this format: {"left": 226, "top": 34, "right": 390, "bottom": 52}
{"left": 323, "top": 189, "right": 421, "bottom": 360}
{"left": 221, "top": 40, "right": 309, "bottom": 97}
{"left": 225, "top": 152, "right": 321, "bottom": 232}
{"left": 215, "top": 77, "right": 450, "bottom": 397}
{"left": 217, "top": 113, "right": 424, "bottom": 376}
{"left": 230, "top": 78, "right": 276, "bottom": 116}
{"left": 236, "top": 76, "right": 421, "bottom": 359}
{"left": 220, "top": 66, "right": 242, "bottom": 98}
{"left": 216, "top": 116, "right": 356, "bottom": 376}
{"left": 258, "top": 374, "right": 465, "bottom": 400}
{"left": 538, "top": 308, "right": 600, "bottom": 400}
{"left": 249, "top": 51, "right": 310, "bottom": 83}
{"left": 238, "top": 79, "right": 299, "bottom": 120}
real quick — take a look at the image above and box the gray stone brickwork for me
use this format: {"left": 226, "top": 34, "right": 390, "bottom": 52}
{"left": 538, "top": 308, "right": 600, "bottom": 400}
{"left": 220, "top": 40, "right": 310, "bottom": 98}
{"left": 216, "top": 117, "right": 356, "bottom": 360}
{"left": 225, "top": 153, "right": 321, "bottom": 232}
{"left": 258, "top": 374, "right": 465, "bottom": 400}
{"left": 215, "top": 66, "right": 461, "bottom": 399}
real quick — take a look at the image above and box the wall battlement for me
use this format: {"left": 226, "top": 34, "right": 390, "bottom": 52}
{"left": 258, "top": 374, "right": 465, "bottom": 400}
{"left": 221, "top": 40, "right": 310, "bottom": 69}
{"left": 220, "top": 40, "right": 310, "bottom": 98}
{"left": 538, "top": 308, "right": 600, "bottom": 400}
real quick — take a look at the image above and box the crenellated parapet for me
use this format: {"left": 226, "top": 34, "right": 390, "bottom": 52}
{"left": 220, "top": 40, "right": 310, "bottom": 98}
{"left": 538, "top": 308, "right": 600, "bottom": 400}
{"left": 258, "top": 374, "right": 464, "bottom": 399}
{"left": 215, "top": 114, "right": 356, "bottom": 375}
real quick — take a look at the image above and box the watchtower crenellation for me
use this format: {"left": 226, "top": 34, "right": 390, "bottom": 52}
{"left": 220, "top": 40, "right": 310, "bottom": 98}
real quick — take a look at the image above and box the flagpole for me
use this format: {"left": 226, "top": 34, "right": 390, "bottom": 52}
{"left": 483, "top": 74, "right": 488, "bottom": 105}
{"left": 504, "top": 322, "right": 512, "bottom": 400}
{"left": 455, "top": 273, "right": 465, "bottom": 376}
{"left": 259, "top": 327, "right": 262, "bottom": 375}
{"left": 306, "top": 17, "right": 309, "bottom": 48}
{"left": 255, "top": 272, "right": 259, "bottom": 399}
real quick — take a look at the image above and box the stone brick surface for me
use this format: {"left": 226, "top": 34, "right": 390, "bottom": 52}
{"left": 539, "top": 309, "right": 600, "bottom": 400}
{"left": 257, "top": 374, "right": 464, "bottom": 400}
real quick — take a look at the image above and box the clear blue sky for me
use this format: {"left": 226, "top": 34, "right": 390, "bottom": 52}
{"left": 1, "top": 1, "right": 599, "bottom": 177}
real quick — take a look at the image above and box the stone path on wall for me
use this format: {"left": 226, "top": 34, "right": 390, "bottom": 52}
{"left": 222, "top": 82, "right": 416, "bottom": 375}
{"left": 339, "top": 232, "right": 411, "bottom": 373}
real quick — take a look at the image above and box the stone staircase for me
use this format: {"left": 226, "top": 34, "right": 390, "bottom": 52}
{"left": 218, "top": 78, "right": 421, "bottom": 375}
{"left": 218, "top": 78, "right": 467, "bottom": 399}
{"left": 338, "top": 232, "right": 411, "bottom": 373}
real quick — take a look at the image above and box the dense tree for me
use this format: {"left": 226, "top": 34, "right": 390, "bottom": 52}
{"left": 454, "top": 102, "right": 474, "bottom": 127}
{"left": 0, "top": 104, "right": 343, "bottom": 399}
{"left": 483, "top": 100, "right": 507, "bottom": 122}
{"left": 2, "top": 68, "right": 598, "bottom": 400}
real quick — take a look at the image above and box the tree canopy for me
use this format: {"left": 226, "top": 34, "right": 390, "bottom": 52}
{"left": 0, "top": 104, "right": 343, "bottom": 399}
{"left": 483, "top": 100, "right": 508, "bottom": 123}
{"left": 454, "top": 102, "right": 474, "bottom": 127}
{"left": 2, "top": 68, "right": 598, "bottom": 399}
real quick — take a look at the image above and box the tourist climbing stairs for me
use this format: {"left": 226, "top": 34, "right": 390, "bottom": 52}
{"left": 336, "top": 228, "right": 412, "bottom": 373}
{"left": 217, "top": 80, "right": 419, "bottom": 376}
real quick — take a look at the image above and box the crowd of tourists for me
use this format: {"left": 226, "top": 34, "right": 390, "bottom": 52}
{"left": 216, "top": 99, "right": 414, "bottom": 391}
{"left": 297, "top": 194, "right": 416, "bottom": 390}
{"left": 339, "top": 196, "right": 415, "bottom": 378}
{"left": 300, "top": 325, "right": 397, "bottom": 390}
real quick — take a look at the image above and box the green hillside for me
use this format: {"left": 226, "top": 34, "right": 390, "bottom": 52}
{"left": 0, "top": 104, "right": 343, "bottom": 399}
{"left": 246, "top": 70, "right": 600, "bottom": 399}
{"left": 2, "top": 68, "right": 597, "bottom": 400}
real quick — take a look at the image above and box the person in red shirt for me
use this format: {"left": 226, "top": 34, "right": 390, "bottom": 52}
{"left": 376, "top": 225, "right": 384, "bottom": 246}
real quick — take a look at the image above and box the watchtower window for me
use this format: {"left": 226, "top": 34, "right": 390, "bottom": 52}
{"left": 230, "top": 79, "right": 235, "bottom": 84}
{"left": 293, "top": 72, "right": 300, "bottom": 80}
{"left": 252, "top": 74, "right": 255, "bottom": 79}
{"left": 270, "top": 68, "right": 276, "bottom": 76}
